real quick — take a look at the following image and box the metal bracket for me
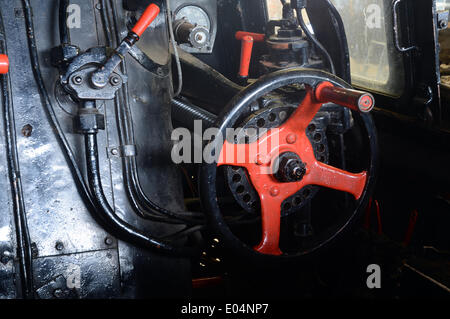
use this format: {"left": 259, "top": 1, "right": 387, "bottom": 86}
{"left": 66, "top": 66, "right": 127, "bottom": 100}
{"left": 393, "top": 0, "right": 418, "bottom": 53}
{"left": 108, "top": 145, "right": 137, "bottom": 158}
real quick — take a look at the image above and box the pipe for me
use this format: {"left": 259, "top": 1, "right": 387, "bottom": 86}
{"left": 84, "top": 132, "right": 197, "bottom": 255}
{"left": 106, "top": 0, "right": 204, "bottom": 224}
{"left": 0, "top": 37, "right": 34, "bottom": 298}
{"left": 296, "top": 7, "right": 336, "bottom": 75}
{"left": 59, "top": 0, "right": 70, "bottom": 44}
{"left": 23, "top": 0, "right": 199, "bottom": 254}
{"left": 22, "top": 0, "right": 96, "bottom": 211}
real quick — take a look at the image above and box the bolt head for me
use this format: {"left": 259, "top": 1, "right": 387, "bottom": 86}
{"left": 255, "top": 154, "right": 265, "bottom": 165}
{"left": 286, "top": 133, "right": 297, "bottom": 144}
{"left": 110, "top": 76, "right": 121, "bottom": 86}
{"left": 55, "top": 242, "right": 64, "bottom": 251}
{"left": 270, "top": 186, "right": 280, "bottom": 197}
{"left": 72, "top": 76, "right": 83, "bottom": 85}
{"left": 105, "top": 237, "right": 113, "bottom": 245}
{"left": 274, "top": 152, "right": 306, "bottom": 183}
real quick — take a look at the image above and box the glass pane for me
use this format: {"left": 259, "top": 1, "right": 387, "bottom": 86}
{"left": 266, "top": 0, "right": 406, "bottom": 97}
{"left": 267, "top": 0, "right": 283, "bottom": 20}
{"left": 330, "top": 0, "right": 405, "bottom": 97}
{"left": 437, "top": 0, "right": 450, "bottom": 11}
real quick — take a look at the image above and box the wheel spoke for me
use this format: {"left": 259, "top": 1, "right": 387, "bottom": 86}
{"left": 284, "top": 86, "right": 324, "bottom": 133}
{"left": 217, "top": 141, "right": 254, "bottom": 168}
{"left": 306, "top": 161, "right": 367, "bottom": 200}
{"left": 216, "top": 83, "right": 370, "bottom": 256}
{"left": 254, "top": 194, "right": 283, "bottom": 255}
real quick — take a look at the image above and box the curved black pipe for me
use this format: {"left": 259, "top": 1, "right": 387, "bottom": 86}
{"left": 0, "top": 35, "right": 34, "bottom": 298}
{"left": 306, "top": 0, "right": 351, "bottom": 82}
{"left": 23, "top": 0, "right": 198, "bottom": 255}
{"left": 59, "top": 0, "right": 70, "bottom": 44}
{"left": 84, "top": 133, "right": 196, "bottom": 255}
{"left": 296, "top": 8, "right": 336, "bottom": 75}
{"left": 105, "top": 0, "right": 204, "bottom": 223}
{"left": 22, "top": 0, "right": 96, "bottom": 210}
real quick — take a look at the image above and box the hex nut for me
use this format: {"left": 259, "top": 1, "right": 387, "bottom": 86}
{"left": 74, "top": 108, "right": 105, "bottom": 134}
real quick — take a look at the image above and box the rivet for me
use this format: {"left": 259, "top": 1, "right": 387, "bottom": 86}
{"left": 286, "top": 133, "right": 297, "bottom": 144}
{"left": 255, "top": 154, "right": 265, "bottom": 165}
{"left": 72, "top": 76, "right": 83, "bottom": 85}
{"left": 110, "top": 76, "right": 121, "bottom": 86}
{"left": 55, "top": 241, "right": 64, "bottom": 251}
{"left": 21, "top": 124, "right": 33, "bottom": 137}
{"left": 104, "top": 237, "right": 113, "bottom": 245}
{"left": 270, "top": 186, "right": 280, "bottom": 197}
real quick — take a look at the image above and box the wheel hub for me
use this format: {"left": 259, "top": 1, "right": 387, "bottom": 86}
{"left": 217, "top": 83, "right": 369, "bottom": 256}
{"left": 225, "top": 104, "right": 329, "bottom": 216}
{"left": 274, "top": 152, "right": 306, "bottom": 183}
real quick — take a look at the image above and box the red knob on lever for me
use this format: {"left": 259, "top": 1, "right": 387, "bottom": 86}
{"left": 131, "top": 3, "right": 160, "bottom": 37}
{"left": 239, "top": 36, "right": 254, "bottom": 78}
{"left": 315, "top": 81, "right": 375, "bottom": 113}
{"left": 90, "top": 3, "right": 160, "bottom": 89}
{"left": 0, "top": 54, "right": 9, "bottom": 74}
{"left": 235, "top": 31, "right": 265, "bottom": 84}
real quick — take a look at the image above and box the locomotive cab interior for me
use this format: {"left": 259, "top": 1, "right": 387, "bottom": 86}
{"left": 0, "top": 0, "right": 448, "bottom": 302}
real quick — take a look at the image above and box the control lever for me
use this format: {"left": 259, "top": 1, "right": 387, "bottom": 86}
{"left": 91, "top": 3, "right": 160, "bottom": 89}
{"left": 235, "top": 31, "right": 265, "bottom": 85}
{"left": 315, "top": 81, "right": 375, "bottom": 113}
{"left": 0, "top": 54, "right": 9, "bottom": 74}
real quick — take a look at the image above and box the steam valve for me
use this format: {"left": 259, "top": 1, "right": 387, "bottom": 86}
{"left": 174, "top": 19, "right": 210, "bottom": 49}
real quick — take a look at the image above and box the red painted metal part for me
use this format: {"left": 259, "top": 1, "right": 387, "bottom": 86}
{"left": 131, "top": 3, "right": 160, "bottom": 37}
{"left": 0, "top": 54, "right": 9, "bottom": 74}
{"left": 403, "top": 210, "right": 419, "bottom": 246}
{"left": 364, "top": 198, "right": 382, "bottom": 235}
{"left": 375, "top": 200, "right": 382, "bottom": 235}
{"left": 235, "top": 31, "right": 266, "bottom": 42}
{"left": 217, "top": 83, "right": 369, "bottom": 255}
{"left": 236, "top": 31, "right": 265, "bottom": 79}
{"left": 238, "top": 36, "right": 254, "bottom": 78}
{"left": 315, "top": 81, "right": 375, "bottom": 113}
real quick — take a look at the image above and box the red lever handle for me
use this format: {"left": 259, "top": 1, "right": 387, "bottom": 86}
{"left": 235, "top": 31, "right": 265, "bottom": 42}
{"left": 315, "top": 82, "right": 375, "bottom": 113}
{"left": 131, "top": 3, "right": 160, "bottom": 37}
{"left": 0, "top": 54, "right": 9, "bottom": 74}
{"left": 239, "top": 36, "right": 254, "bottom": 78}
{"left": 235, "top": 31, "right": 265, "bottom": 81}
